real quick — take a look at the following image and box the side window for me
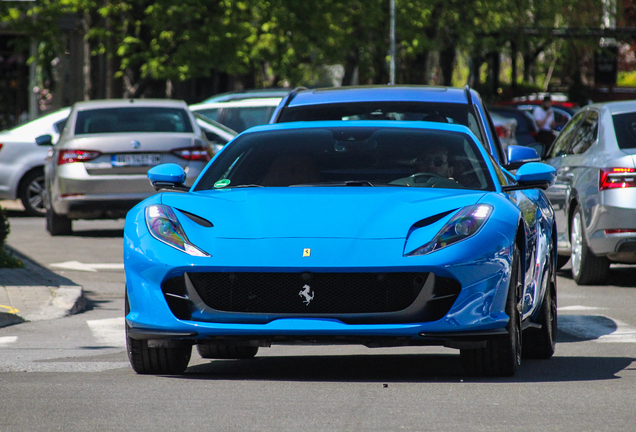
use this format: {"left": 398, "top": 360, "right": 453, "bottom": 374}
{"left": 571, "top": 111, "right": 598, "bottom": 154}
{"left": 549, "top": 111, "right": 588, "bottom": 158}
{"left": 54, "top": 118, "right": 68, "bottom": 134}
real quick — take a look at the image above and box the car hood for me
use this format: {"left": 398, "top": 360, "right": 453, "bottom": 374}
{"left": 161, "top": 187, "right": 486, "bottom": 240}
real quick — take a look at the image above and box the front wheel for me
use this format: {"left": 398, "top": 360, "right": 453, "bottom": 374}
{"left": 125, "top": 286, "right": 191, "bottom": 375}
{"left": 461, "top": 244, "right": 522, "bottom": 377}
{"left": 570, "top": 206, "right": 609, "bottom": 285}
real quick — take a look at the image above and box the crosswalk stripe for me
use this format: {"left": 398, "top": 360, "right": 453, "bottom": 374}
{"left": 86, "top": 317, "right": 126, "bottom": 347}
{"left": 0, "top": 336, "right": 18, "bottom": 347}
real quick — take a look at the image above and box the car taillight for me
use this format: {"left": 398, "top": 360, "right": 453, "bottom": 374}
{"left": 0, "top": 143, "right": 3, "bottom": 152}
{"left": 495, "top": 126, "right": 511, "bottom": 139}
{"left": 58, "top": 150, "right": 101, "bottom": 165}
{"left": 172, "top": 146, "right": 210, "bottom": 162}
{"left": 605, "top": 229, "right": 636, "bottom": 234}
{"left": 599, "top": 168, "right": 636, "bottom": 191}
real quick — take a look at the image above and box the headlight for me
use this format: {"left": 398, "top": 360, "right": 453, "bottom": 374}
{"left": 405, "top": 204, "right": 493, "bottom": 256}
{"left": 145, "top": 204, "right": 210, "bottom": 257}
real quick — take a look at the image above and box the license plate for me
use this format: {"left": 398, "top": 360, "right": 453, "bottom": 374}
{"left": 111, "top": 154, "right": 162, "bottom": 167}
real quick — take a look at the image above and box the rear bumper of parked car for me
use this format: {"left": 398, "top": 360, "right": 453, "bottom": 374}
{"left": 587, "top": 190, "right": 636, "bottom": 261}
{"left": 49, "top": 163, "right": 203, "bottom": 219}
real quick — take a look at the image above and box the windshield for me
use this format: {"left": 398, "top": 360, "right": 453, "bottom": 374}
{"left": 194, "top": 126, "right": 495, "bottom": 191}
{"left": 75, "top": 107, "right": 193, "bottom": 135}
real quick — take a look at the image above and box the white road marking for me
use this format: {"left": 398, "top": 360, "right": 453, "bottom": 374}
{"left": 559, "top": 315, "right": 636, "bottom": 343}
{"left": 558, "top": 305, "right": 605, "bottom": 311}
{"left": 86, "top": 317, "right": 126, "bottom": 347}
{"left": 0, "top": 336, "right": 18, "bottom": 347}
{"left": 50, "top": 261, "right": 124, "bottom": 272}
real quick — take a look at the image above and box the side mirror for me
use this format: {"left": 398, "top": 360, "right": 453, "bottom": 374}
{"left": 504, "top": 145, "right": 540, "bottom": 170}
{"left": 502, "top": 162, "right": 557, "bottom": 191}
{"left": 148, "top": 163, "right": 189, "bottom": 192}
{"left": 35, "top": 134, "right": 54, "bottom": 146}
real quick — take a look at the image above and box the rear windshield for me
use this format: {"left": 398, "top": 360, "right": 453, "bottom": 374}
{"left": 194, "top": 126, "right": 495, "bottom": 191}
{"left": 75, "top": 107, "right": 193, "bottom": 135}
{"left": 613, "top": 112, "right": 636, "bottom": 149}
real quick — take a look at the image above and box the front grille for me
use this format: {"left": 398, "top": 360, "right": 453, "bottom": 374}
{"left": 189, "top": 271, "right": 426, "bottom": 314}
{"left": 161, "top": 271, "right": 462, "bottom": 324}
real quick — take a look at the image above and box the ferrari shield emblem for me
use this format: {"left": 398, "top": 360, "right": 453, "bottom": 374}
{"left": 303, "top": 248, "right": 311, "bottom": 257}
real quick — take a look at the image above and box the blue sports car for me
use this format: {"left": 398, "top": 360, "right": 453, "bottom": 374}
{"left": 124, "top": 120, "right": 557, "bottom": 376}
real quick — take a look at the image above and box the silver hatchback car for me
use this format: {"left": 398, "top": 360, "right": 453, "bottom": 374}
{"left": 544, "top": 101, "right": 636, "bottom": 285}
{"left": 38, "top": 99, "right": 210, "bottom": 235}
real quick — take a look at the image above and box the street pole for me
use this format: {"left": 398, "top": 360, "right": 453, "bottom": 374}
{"left": 390, "top": 0, "right": 395, "bottom": 85}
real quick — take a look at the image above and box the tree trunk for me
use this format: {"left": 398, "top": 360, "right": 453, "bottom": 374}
{"left": 439, "top": 45, "right": 456, "bottom": 86}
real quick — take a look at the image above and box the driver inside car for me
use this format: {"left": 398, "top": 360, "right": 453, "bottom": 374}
{"left": 390, "top": 148, "right": 462, "bottom": 188}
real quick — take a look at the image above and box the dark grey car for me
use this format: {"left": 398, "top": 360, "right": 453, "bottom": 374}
{"left": 543, "top": 101, "right": 636, "bottom": 284}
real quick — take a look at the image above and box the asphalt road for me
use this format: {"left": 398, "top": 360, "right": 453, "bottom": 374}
{"left": 1, "top": 205, "right": 635, "bottom": 431}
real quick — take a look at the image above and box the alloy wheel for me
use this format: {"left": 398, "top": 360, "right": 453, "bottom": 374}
{"left": 570, "top": 212, "right": 583, "bottom": 278}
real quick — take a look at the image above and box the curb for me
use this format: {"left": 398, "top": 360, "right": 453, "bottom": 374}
{"left": 0, "top": 247, "right": 87, "bottom": 329}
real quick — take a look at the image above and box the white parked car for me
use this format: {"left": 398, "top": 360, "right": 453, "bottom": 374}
{"left": 189, "top": 97, "right": 283, "bottom": 133}
{"left": 0, "top": 108, "right": 71, "bottom": 216}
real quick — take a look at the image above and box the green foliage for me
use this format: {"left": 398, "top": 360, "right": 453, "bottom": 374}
{"left": 0, "top": 0, "right": 614, "bottom": 92}
{"left": 0, "top": 207, "right": 23, "bottom": 269}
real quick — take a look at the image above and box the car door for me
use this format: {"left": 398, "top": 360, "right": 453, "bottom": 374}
{"left": 544, "top": 109, "right": 599, "bottom": 253}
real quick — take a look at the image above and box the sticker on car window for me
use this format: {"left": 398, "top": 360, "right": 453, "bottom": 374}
{"left": 214, "top": 179, "right": 231, "bottom": 188}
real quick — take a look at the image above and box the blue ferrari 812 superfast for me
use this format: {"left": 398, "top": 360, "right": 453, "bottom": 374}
{"left": 124, "top": 120, "right": 557, "bottom": 376}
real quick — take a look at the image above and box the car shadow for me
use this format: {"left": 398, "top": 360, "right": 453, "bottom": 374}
{"left": 175, "top": 351, "right": 633, "bottom": 383}
{"left": 557, "top": 266, "right": 636, "bottom": 288}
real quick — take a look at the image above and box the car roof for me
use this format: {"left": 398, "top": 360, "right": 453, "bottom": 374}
{"left": 202, "top": 89, "right": 290, "bottom": 103}
{"left": 72, "top": 99, "right": 189, "bottom": 110}
{"left": 190, "top": 98, "right": 283, "bottom": 110}
{"left": 286, "top": 86, "right": 470, "bottom": 107}
{"left": 591, "top": 100, "right": 636, "bottom": 115}
{"left": 241, "top": 119, "right": 479, "bottom": 140}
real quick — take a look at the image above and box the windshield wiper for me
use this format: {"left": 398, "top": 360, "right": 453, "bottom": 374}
{"left": 224, "top": 184, "right": 264, "bottom": 188}
{"left": 291, "top": 181, "right": 375, "bottom": 187}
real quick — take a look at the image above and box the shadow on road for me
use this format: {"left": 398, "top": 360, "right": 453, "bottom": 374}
{"left": 557, "top": 266, "right": 636, "bottom": 288}
{"left": 178, "top": 351, "right": 633, "bottom": 383}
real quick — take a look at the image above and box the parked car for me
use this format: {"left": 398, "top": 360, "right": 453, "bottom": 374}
{"left": 489, "top": 106, "right": 539, "bottom": 147}
{"left": 201, "top": 88, "right": 289, "bottom": 104}
{"left": 542, "top": 100, "right": 636, "bottom": 285}
{"left": 490, "top": 111, "right": 518, "bottom": 151}
{"left": 190, "top": 97, "right": 283, "bottom": 133}
{"left": 124, "top": 120, "right": 557, "bottom": 377}
{"left": 497, "top": 93, "right": 579, "bottom": 115}
{"left": 0, "top": 108, "right": 70, "bottom": 216}
{"left": 193, "top": 113, "right": 237, "bottom": 156}
{"left": 270, "top": 85, "right": 539, "bottom": 168}
{"left": 515, "top": 104, "right": 572, "bottom": 132}
{"left": 38, "top": 99, "right": 211, "bottom": 236}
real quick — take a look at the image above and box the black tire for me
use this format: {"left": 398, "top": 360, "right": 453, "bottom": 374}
{"left": 460, "top": 244, "right": 522, "bottom": 377}
{"left": 46, "top": 208, "right": 72, "bottom": 236}
{"left": 523, "top": 252, "right": 557, "bottom": 359}
{"left": 556, "top": 254, "right": 570, "bottom": 270}
{"left": 19, "top": 170, "right": 46, "bottom": 217}
{"left": 570, "top": 205, "right": 609, "bottom": 285}
{"left": 197, "top": 344, "right": 258, "bottom": 359}
{"left": 125, "top": 287, "right": 191, "bottom": 375}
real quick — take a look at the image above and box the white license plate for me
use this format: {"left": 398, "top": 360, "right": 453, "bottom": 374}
{"left": 111, "top": 154, "right": 162, "bottom": 167}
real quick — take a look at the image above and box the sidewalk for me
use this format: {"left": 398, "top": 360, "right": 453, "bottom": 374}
{"left": 0, "top": 245, "right": 86, "bottom": 328}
